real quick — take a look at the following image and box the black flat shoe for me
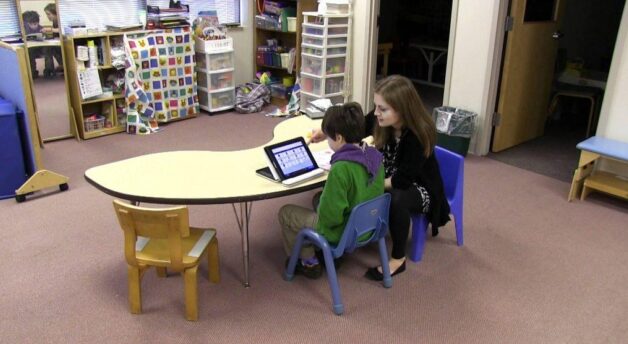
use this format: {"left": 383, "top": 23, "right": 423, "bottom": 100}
{"left": 364, "top": 260, "right": 406, "bottom": 281}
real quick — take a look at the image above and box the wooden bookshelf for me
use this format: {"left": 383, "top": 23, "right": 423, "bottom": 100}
{"left": 254, "top": 0, "right": 318, "bottom": 106}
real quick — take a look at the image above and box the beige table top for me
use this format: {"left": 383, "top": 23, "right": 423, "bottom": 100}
{"left": 85, "top": 116, "right": 327, "bottom": 204}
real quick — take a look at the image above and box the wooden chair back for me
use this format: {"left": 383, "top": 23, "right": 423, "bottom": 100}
{"left": 113, "top": 200, "right": 190, "bottom": 271}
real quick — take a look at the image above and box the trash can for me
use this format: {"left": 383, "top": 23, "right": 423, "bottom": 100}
{"left": 0, "top": 98, "right": 28, "bottom": 199}
{"left": 432, "top": 106, "right": 477, "bottom": 157}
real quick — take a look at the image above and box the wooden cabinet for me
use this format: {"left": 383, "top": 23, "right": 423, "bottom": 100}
{"left": 64, "top": 32, "right": 128, "bottom": 139}
{"left": 254, "top": 0, "right": 317, "bottom": 106}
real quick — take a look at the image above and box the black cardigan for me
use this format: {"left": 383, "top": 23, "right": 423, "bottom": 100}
{"left": 365, "top": 111, "right": 450, "bottom": 233}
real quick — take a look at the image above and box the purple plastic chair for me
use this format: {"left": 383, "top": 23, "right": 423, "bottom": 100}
{"left": 409, "top": 146, "right": 464, "bottom": 262}
{"left": 283, "top": 194, "right": 392, "bottom": 315}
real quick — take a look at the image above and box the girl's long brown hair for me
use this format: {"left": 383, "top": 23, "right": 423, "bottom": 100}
{"left": 372, "top": 75, "right": 436, "bottom": 157}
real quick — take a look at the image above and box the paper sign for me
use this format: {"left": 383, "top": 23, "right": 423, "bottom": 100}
{"left": 78, "top": 68, "right": 103, "bottom": 99}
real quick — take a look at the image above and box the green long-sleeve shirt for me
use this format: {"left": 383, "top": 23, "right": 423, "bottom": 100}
{"left": 316, "top": 161, "right": 385, "bottom": 244}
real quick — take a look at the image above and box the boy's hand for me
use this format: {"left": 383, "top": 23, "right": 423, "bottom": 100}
{"left": 307, "top": 128, "right": 326, "bottom": 144}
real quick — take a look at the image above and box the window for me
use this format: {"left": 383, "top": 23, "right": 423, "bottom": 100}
{"left": 147, "top": 0, "right": 241, "bottom": 25}
{"left": 58, "top": 0, "right": 148, "bottom": 31}
{"left": 0, "top": 0, "right": 21, "bottom": 38}
{"left": 524, "top": 0, "right": 557, "bottom": 22}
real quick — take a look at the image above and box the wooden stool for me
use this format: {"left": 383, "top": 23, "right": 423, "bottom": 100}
{"left": 568, "top": 136, "right": 628, "bottom": 202}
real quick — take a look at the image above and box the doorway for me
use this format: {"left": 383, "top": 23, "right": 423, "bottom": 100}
{"left": 489, "top": 0, "right": 625, "bottom": 182}
{"left": 375, "top": 0, "right": 453, "bottom": 114}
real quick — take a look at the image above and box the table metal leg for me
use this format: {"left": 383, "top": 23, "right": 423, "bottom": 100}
{"left": 232, "top": 202, "right": 253, "bottom": 287}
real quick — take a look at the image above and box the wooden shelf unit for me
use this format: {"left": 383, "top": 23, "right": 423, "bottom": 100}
{"left": 64, "top": 32, "right": 130, "bottom": 139}
{"left": 254, "top": 0, "right": 318, "bottom": 106}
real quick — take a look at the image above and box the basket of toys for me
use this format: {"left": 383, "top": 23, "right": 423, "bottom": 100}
{"left": 83, "top": 115, "right": 105, "bottom": 132}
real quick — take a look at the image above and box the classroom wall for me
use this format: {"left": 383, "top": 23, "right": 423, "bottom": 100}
{"left": 596, "top": 3, "right": 628, "bottom": 174}
{"left": 444, "top": 0, "right": 503, "bottom": 155}
{"left": 230, "top": 0, "right": 254, "bottom": 85}
{"left": 350, "top": 0, "right": 374, "bottom": 109}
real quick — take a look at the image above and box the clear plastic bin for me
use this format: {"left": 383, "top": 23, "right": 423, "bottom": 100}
{"left": 301, "top": 75, "right": 322, "bottom": 95}
{"left": 302, "top": 35, "right": 324, "bottom": 46}
{"left": 210, "top": 90, "right": 235, "bottom": 109}
{"left": 325, "top": 77, "right": 344, "bottom": 95}
{"left": 327, "top": 36, "right": 347, "bottom": 45}
{"left": 303, "top": 25, "right": 324, "bottom": 36}
{"left": 327, "top": 17, "right": 349, "bottom": 25}
{"left": 302, "top": 46, "right": 324, "bottom": 57}
{"left": 208, "top": 52, "right": 233, "bottom": 70}
{"left": 301, "top": 55, "right": 323, "bottom": 75}
{"left": 209, "top": 71, "right": 233, "bottom": 90}
{"left": 328, "top": 27, "right": 348, "bottom": 35}
{"left": 326, "top": 47, "right": 346, "bottom": 56}
{"left": 326, "top": 57, "right": 345, "bottom": 74}
{"left": 304, "top": 16, "right": 324, "bottom": 25}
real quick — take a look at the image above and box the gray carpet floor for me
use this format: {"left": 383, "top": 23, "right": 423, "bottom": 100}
{"left": 488, "top": 100, "right": 593, "bottom": 183}
{"left": 1, "top": 110, "right": 627, "bottom": 343}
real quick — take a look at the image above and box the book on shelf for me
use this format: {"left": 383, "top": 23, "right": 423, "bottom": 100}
{"left": 147, "top": 5, "right": 189, "bottom": 15}
{"left": 105, "top": 24, "right": 144, "bottom": 32}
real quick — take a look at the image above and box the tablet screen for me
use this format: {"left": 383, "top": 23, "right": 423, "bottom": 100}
{"left": 265, "top": 138, "right": 318, "bottom": 179}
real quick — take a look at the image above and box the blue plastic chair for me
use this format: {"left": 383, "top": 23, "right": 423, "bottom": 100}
{"left": 409, "top": 146, "right": 464, "bottom": 262}
{"left": 283, "top": 194, "right": 392, "bottom": 315}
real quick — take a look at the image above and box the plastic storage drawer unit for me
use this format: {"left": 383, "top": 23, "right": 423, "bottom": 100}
{"left": 0, "top": 99, "right": 27, "bottom": 199}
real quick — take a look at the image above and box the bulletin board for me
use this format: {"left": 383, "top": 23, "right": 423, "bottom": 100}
{"left": 124, "top": 26, "right": 199, "bottom": 134}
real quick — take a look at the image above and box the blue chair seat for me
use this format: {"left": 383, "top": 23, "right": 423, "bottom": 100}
{"left": 283, "top": 194, "right": 392, "bottom": 315}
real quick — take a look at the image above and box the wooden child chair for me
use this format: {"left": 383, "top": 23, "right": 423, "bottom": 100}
{"left": 112, "top": 200, "right": 220, "bottom": 321}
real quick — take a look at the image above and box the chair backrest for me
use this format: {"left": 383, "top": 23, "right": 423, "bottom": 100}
{"left": 113, "top": 200, "right": 190, "bottom": 270}
{"left": 332, "top": 193, "right": 391, "bottom": 256}
{"left": 434, "top": 146, "right": 464, "bottom": 201}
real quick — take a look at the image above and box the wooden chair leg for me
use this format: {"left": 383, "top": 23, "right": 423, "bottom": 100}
{"left": 156, "top": 267, "right": 167, "bottom": 277}
{"left": 127, "top": 266, "right": 142, "bottom": 314}
{"left": 581, "top": 184, "right": 593, "bottom": 200}
{"left": 183, "top": 266, "right": 199, "bottom": 321}
{"left": 208, "top": 237, "right": 220, "bottom": 283}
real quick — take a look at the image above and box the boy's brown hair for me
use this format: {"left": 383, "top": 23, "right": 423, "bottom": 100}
{"left": 322, "top": 102, "right": 365, "bottom": 144}
{"left": 22, "top": 11, "right": 40, "bottom": 24}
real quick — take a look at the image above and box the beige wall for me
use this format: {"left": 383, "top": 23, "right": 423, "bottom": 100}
{"left": 231, "top": 0, "right": 254, "bottom": 85}
{"left": 597, "top": 4, "right": 628, "bottom": 142}
{"left": 445, "top": 0, "right": 505, "bottom": 155}
{"left": 595, "top": 3, "right": 628, "bottom": 174}
{"left": 349, "top": 0, "right": 376, "bottom": 110}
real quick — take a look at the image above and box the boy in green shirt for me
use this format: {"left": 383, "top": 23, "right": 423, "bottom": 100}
{"left": 278, "top": 102, "right": 385, "bottom": 279}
